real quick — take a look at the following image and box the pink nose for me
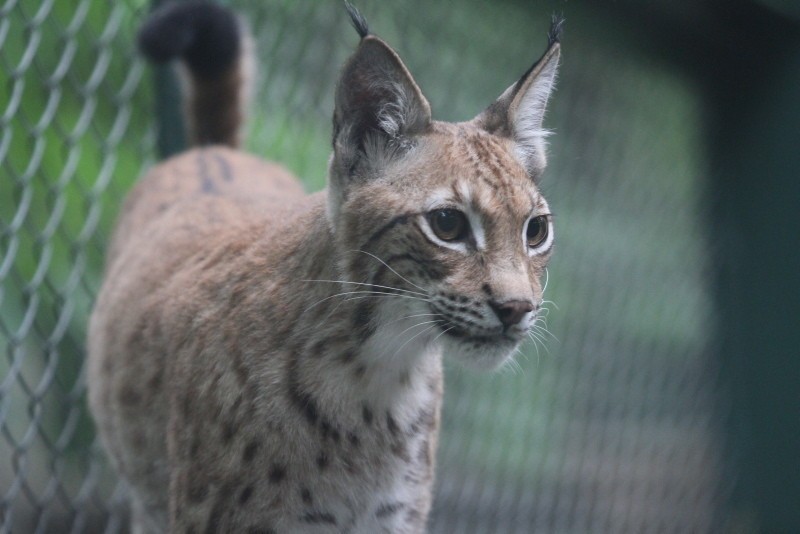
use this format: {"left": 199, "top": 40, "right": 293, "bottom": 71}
{"left": 489, "top": 300, "right": 534, "bottom": 328}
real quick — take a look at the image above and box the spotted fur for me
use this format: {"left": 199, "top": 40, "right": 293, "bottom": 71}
{"left": 88, "top": 3, "right": 562, "bottom": 533}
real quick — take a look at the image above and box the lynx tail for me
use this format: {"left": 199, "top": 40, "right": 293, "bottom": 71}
{"left": 138, "top": 0, "right": 249, "bottom": 148}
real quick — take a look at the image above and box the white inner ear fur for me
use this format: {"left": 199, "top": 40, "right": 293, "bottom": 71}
{"left": 511, "top": 53, "right": 559, "bottom": 173}
{"left": 374, "top": 80, "right": 413, "bottom": 139}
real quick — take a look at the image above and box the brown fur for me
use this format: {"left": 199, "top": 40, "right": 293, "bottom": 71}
{"left": 88, "top": 5, "right": 561, "bottom": 533}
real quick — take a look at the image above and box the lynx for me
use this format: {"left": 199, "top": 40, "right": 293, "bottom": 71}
{"left": 87, "top": 1, "right": 562, "bottom": 532}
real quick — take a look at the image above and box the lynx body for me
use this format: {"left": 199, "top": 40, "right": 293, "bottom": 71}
{"left": 87, "top": 2, "right": 562, "bottom": 532}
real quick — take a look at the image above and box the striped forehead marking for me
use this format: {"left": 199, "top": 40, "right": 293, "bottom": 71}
{"left": 455, "top": 131, "right": 535, "bottom": 213}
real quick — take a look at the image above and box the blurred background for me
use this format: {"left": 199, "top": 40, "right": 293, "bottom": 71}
{"left": 1, "top": 0, "right": 799, "bottom": 532}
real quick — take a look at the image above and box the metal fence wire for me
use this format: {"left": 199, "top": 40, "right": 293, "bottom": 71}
{"left": 1, "top": 0, "right": 736, "bottom": 532}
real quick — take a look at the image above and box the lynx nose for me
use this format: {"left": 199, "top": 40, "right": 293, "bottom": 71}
{"left": 489, "top": 300, "right": 535, "bottom": 329}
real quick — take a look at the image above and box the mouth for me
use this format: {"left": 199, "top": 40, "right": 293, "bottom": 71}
{"left": 442, "top": 325, "right": 520, "bottom": 346}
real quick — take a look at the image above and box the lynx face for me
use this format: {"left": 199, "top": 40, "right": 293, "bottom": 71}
{"left": 329, "top": 28, "right": 560, "bottom": 370}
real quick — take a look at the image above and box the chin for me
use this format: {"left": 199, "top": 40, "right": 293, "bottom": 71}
{"left": 440, "top": 333, "right": 522, "bottom": 371}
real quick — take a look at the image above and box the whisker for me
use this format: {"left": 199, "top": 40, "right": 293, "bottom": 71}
{"left": 303, "top": 290, "right": 428, "bottom": 315}
{"left": 382, "top": 312, "right": 445, "bottom": 329}
{"left": 501, "top": 348, "right": 524, "bottom": 376}
{"left": 431, "top": 324, "right": 456, "bottom": 345}
{"left": 349, "top": 249, "right": 427, "bottom": 292}
{"left": 340, "top": 293, "right": 431, "bottom": 304}
{"left": 541, "top": 299, "right": 559, "bottom": 310}
{"left": 531, "top": 323, "right": 559, "bottom": 343}
{"left": 302, "top": 279, "right": 427, "bottom": 297}
{"left": 528, "top": 332, "right": 542, "bottom": 366}
{"left": 392, "top": 319, "right": 444, "bottom": 341}
{"left": 389, "top": 323, "right": 442, "bottom": 360}
{"left": 527, "top": 330, "right": 551, "bottom": 354}
{"left": 400, "top": 312, "right": 444, "bottom": 320}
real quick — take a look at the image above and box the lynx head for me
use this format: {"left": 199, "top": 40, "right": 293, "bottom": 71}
{"left": 327, "top": 6, "right": 562, "bottom": 370}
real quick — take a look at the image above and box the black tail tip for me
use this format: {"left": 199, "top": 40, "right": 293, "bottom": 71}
{"left": 138, "top": 0, "right": 241, "bottom": 79}
{"left": 548, "top": 14, "right": 565, "bottom": 46}
{"left": 344, "top": 1, "right": 370, "bottom": 39}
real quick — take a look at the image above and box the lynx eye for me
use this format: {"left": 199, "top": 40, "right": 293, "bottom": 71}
{"left": 526, "top": 215, "right": 549, "bottom": 248}
{"left": 429, "top": 209, "right": 469, "bottom": 242}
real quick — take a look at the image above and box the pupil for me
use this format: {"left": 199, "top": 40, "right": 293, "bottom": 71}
{"left": 528, "top": 218, "right": 542, "bottom": 238}
{"left": 437, "top": 211, "right": 457, "bottom": 232}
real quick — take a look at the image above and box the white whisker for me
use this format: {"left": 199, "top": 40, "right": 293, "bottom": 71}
{"left": 349, "top": 249, "right": 427, "bottom": 292}
{"left": 303, "top": 290, "right": 428, "bottom": 315}
{"left": 527, "top": 330, "right": 551, "bottom": 354}
{"left": 431, "top": 324, "right": 456, "bottom": 345}
{"left": 540, "top": 299, "right": 559, "bottom": 310}
{"left": 389, "top": 323, "right": 442, "bottom": 360}
{"left": 531, "top": 322, "right": 558, "bottom": 343}
{"left": 302, "top": 279, "right": 427, "bottom": 297}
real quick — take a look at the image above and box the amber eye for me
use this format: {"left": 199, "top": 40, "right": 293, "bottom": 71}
{"left": 526, "top": 216, "right": 549, "bottom": 248}
{"left": 429, "top": 209, "right": 469, "bottom": 242}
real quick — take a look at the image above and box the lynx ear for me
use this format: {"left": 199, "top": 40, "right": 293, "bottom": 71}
{"left": 474, "top": 22, "right": 562, "bottom": 177}
{"left": 332, "top": 35, "right": 432, "bottom": 179}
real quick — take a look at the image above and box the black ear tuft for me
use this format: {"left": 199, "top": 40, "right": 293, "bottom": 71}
{"left": 548, "top": 14, "right": 565, "bottom": 47}
{"left": 344, "top": 1, "right": 370, "bottom": 39}
{"left": 138, "top": 0, "right": 240, "bottom": 80}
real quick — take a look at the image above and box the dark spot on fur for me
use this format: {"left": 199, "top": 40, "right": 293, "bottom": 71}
{"left": 147, "top": 370, "right": 163, "bottom": 391}
{"left": 300, "top": 487, "right": 313, "bottom": 505}
{"left": 391, "top": 441, "right": 410, "bottom": 462}
{"left": 221, "top": 420, "right": 236, "bottom": 443}
{"left": 229, "top": 393, "right": 243, "bottom": 417}
{"left": 413, "top": 406, "right": 437, "bottom": 433}
{"left": 352, "top": 300, "right": 376, "bottom": 341}
{"left": 287, "top": 358, "right": 320, "bottom": 426}
{"left": 342, "top": 454, "right": 359, "bottom": 474}
{"left": 187, "top": 479, "right": 208, "bottom": 503}
{"left": 427, "top": 376, "right": 439, "bottom": 393}
{"left": 301, "top": 512, "right": 337, "bottom": 525}
{"left": 310, "top": 338, "right": 328, "bottom": 358}
{"left": 338, "top": 351, "right": 357, "bottom": 364}
{"left": 362, "top": 404, "right": 374, "bottom": 426}
{"left": 376, "top": 501, "right": 405, "bottom": 518}
{"left": 200, "top": 175, "right": 219, "bottom": 195}
{"left": 268, "top": 463, "right": 286, "bottom": 483}
{"left": 405, "top": 507, "right": 424, "bottom": 526}
{"left": 212, "top": 152, "right": 234, "bottom": 182}
{"left": 242, "top": 440, "right": 259, "bottom": 464}
{"left": 320, "top": 421, "right": 341, "bottom": 443}
{"left": 386, "top": 412, "right": 399, "bottom": 437}
{"left": 418, "top": 438, "right": 432, "bottom": 466}
{"left": 239, "top": 485, "right": 254, "bottom": 505}
{"left": 347, "top": 431, "right": 360, "bottom": 448}
{"left": 118, "top": 385, "right": 141, "bottom": 406}
{"left": 230, "top": 341, "right": 249, "bottom": 386}
{"left": 481, "top": 283, "right": 493, "bottom": 296}
{"left": 189, "top": 434, "right": 201, "bottom": 460}
{"left": 399, "top": 371, "right": 410, "bottom": 386}
{"left": 353, "top": 364, "right": 366, "bottom": 379}
{"left": 316, "top": 451, "right": 329, "bottom": 470}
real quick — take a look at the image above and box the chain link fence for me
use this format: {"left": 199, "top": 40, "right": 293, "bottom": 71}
{"left": 0, "top": 0, "right": 759, "bottom": 532}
